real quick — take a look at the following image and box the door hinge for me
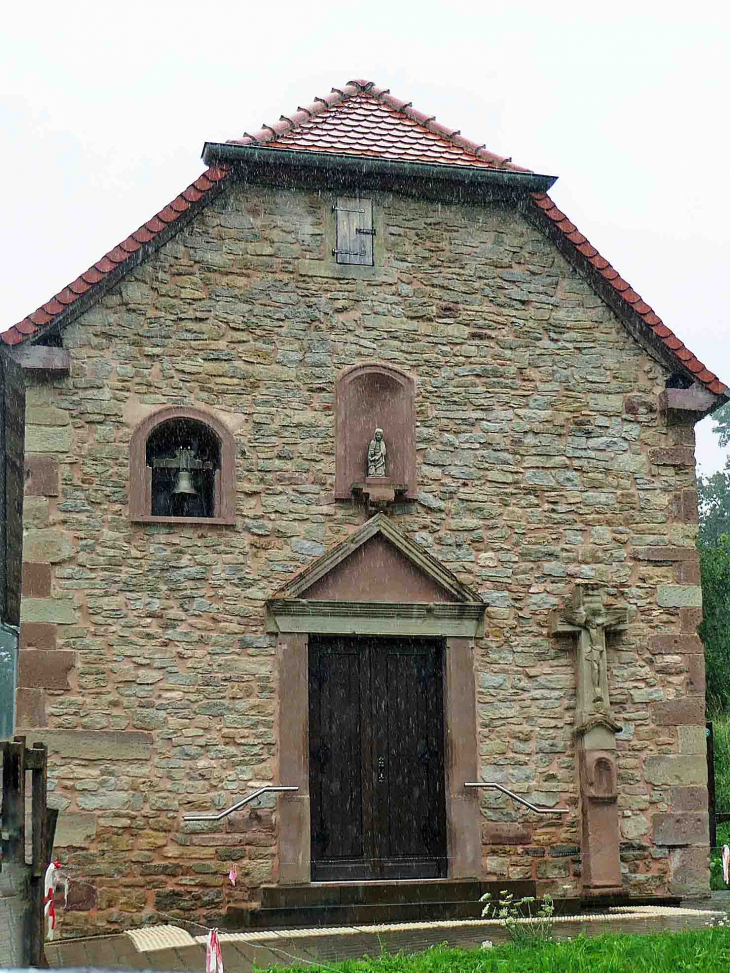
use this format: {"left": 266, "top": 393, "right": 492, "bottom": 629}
{"left": 333, "top": 249, "right": 366, "bottom": 256}
{"left": 356, "top": 228, "right": 376, "bottom": 236}
{"left": 332, "top": 205, "right": 365, "bottom": 213}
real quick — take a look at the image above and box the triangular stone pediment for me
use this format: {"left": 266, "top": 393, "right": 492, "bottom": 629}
{"left": 272, "top": 513, "right": 480, "bottom": 605}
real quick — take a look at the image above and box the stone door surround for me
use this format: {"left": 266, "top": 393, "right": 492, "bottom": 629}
{"left": 277, "top": 631, "right": 481, "bottom": 884}
{"left": 269, "top": 514, "right": 485, "bottom": 884}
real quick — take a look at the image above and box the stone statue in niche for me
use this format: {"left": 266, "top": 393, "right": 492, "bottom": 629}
{"left": 367, "top": 428, "right": 387, "bottom": 477}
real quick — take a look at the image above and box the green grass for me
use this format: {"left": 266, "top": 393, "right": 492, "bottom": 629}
{"left": 711, "top": 714, "right": 730, "bottom": 888}
{"left": 713, "top": 715, "right": 730, "bottom": 814}
{"left": 261, "top": 929, "right": 730, "bottom": 973}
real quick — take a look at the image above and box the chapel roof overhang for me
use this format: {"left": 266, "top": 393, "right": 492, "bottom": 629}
{"left": 2, "top": 79, "right": 727, "bottom": 400}
{"left": 202, "top": 141, "right": 557, "bottom": 195}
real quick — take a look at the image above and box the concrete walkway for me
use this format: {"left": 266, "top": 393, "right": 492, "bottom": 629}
{"left": 45, "top": 901, "right": 730, "bottom": 972}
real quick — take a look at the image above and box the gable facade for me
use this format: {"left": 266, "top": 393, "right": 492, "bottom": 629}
{"left": 6, "top": 81, "right": 723, "bottom": 934}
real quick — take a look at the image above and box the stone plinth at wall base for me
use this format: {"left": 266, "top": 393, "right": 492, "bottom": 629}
{"left": 580, "top": 886, "right": 625, "bottom": 901}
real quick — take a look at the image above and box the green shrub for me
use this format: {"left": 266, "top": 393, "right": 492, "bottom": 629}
{"left": 479, "top": 890, "right": 554, "bottom": 947}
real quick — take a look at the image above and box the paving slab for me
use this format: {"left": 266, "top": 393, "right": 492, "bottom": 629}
{"left": 46, "top": 905, "right": 730, "bottom": 970}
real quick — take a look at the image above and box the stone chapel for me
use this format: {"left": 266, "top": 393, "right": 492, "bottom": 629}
{"left": 2, "top": 79, "right": 726, "bottom": 934}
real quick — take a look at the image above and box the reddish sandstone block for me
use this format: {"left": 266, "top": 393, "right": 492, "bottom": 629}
{"left": 483, "top": 824, "right": 532, "bottom": 845}
{"left": 650, "top": 633, "right": 703, "bottom": 654}
{"left": 680, "top": 608, "right": 703, "bottom": 633}
{"left": 650, "top": 447, "right": 695, "bottom": 467}
{"left": 675, "top": 560, "right": 700, "bottom": 584}
{"left": 669, "top": 846, "right": 710, "bottom": 896}
{"left": 669, "top": 490, "right": 699, "bottom": 523}
{"left": 687, "top": 656, "right": 706, "bottom": 695}
{"left": 670, "top": 786, "right": 708, "bottom": 812}
{"left": 15, "top": 687, "right": 47, "bottom": 728}
{"left": 66, "top": 882, "right": 97, "bottom": 911}
{"left": 19, "top": 622, "right": 56, "bottom": 650}
{"left": 24, "top": 456, "right": 59, "bottom": 496}
{"left": 22, "top": 562, "right": 51, "bottom": 597}
{"left": 19, "top": 649, "right": 75, "bottom": 690}
{"left": 653, "top": 812, "right": 708, "bottom": 846}
{"left": 653, "top": 697, "right": 705, "bottom": 726}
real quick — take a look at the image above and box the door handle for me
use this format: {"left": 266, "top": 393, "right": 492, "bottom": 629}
{"left": 377, "top": 756, "right": 386, "bottom": 783}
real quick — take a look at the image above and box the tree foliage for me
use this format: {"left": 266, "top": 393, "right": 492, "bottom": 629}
{"left": 698, "top": 463, "right": 730, "bottom": 547}
{"left": 700, "top": 538, "right": 730, "bottom": 714}
{"left": 711, "top": 402, "right": 730, "bottom": 449}
{"left": 698, "top": 455, "right": 730, "bottom": 712}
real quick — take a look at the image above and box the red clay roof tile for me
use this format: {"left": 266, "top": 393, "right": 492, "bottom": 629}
{"left": 16, "top": 318, "right": 39, "bottom": 335}
{"left": 68, "top": 277, "right": 92, "bottom": 295}
{"left": 132, "top": 227, "right": 155, "bottom": 244}
{"left": 3, "top": 328, "right": 26, "bottom": 345}
{"left": 1, "top": 165, "right": 230, "bottom": 347}
{"left": 529, "top": 190, "right": 726, "bottom": 394}
{"left": 2, "top": 79, "right": 725, "bottom": 397}
{"left": 229, "top": 81, "right": 520, "bottom": 171}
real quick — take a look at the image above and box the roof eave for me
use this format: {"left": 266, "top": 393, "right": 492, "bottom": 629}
{"left": 202, "top": 142, "right": 558, "bottom": 193}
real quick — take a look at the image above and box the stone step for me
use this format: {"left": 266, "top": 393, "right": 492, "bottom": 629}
{"left": 225, "top": 880, "right": 539, "bottom": 930}
{"left": 260, "top": 879, "right": 532, "bottom": 910}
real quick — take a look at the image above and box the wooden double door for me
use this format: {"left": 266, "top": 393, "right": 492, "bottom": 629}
{"left": 308, "top": 635, "right": 447, "bottom": 881}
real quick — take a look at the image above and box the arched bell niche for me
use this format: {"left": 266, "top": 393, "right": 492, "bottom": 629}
{"left": 335, "top": 363, "right": 416, "bottom": 500}
{"left": 129, "top": 405, "right": 236, "bottom": 524}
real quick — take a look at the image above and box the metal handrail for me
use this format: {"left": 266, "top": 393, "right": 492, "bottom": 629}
{"left": 183, "top": 785, "right": 298, "bottom": 822}
{"left": 465, "top": 781, "right": 569, "bottom": 814}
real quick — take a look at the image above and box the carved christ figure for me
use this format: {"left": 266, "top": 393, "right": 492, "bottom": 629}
{"left": 550, "top": 583, "right": 628, "bottom": 735}
{"left": 367, "top": 428, "right": 387, "bottom": 477}
{"left": 564, "top": 605, "right": 609, "bottom": 704}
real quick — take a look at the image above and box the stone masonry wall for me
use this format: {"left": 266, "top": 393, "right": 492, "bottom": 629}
{"left": 15, "top": 181, "right": 707, "bottom": 934}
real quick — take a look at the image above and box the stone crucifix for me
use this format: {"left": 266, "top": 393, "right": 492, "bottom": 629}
{"left": 549, "top": 582, "right": 628, "bottom": 740}
{"left": 550, "top": 582, "right": 629, "bottom": 898}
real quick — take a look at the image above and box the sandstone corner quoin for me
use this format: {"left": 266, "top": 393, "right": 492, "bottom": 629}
{"left": 2, "top": 78, "right": 726, "bottom": 934}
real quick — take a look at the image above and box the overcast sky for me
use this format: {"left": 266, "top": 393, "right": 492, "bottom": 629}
{"left": 2, "top": 2, "right": 728, "bottom": 474}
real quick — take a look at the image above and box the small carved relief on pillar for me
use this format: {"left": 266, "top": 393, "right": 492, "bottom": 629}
{"left": 550, "top": 582, "right": 628, "bottom": 740}
{"left": 580, "top": 751, "right": 618, "bottom": 805}
{"left": 336, "top": 363, "right": 416, "bottom": 511}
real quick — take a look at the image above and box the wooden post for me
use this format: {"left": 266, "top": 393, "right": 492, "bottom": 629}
{"left": 6, "top": 736, "right": 26, "bottom": 864}
{"left": 29, "top": 742, "right": 48, "bottom": 967}
{"left": 1, "top": 737, "right": 51, "bottom": 967}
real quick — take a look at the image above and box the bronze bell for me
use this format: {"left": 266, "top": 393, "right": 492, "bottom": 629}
{"left": 172, "top": 470, "right": 197, "bottom": 495}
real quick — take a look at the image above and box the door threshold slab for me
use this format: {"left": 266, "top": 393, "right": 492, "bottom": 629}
{"left": 309, "top": 878, "right": 477, "bottom": 886}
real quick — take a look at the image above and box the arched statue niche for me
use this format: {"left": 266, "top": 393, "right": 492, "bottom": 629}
{"left": 335, "top": 363, "right": 416, "bottom": 501}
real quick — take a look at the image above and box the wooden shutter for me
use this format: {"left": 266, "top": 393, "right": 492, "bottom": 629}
{"left": 334, "top": 197, "right": 374, "bottom": 265}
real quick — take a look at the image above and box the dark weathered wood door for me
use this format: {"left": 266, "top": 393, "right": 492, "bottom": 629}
{"left": 309, "top": 636, "right": 446, "bottom": 881}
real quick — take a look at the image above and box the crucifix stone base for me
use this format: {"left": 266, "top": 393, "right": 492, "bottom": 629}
{"left": 550, "top": 582, "right": 628, "bottom": 899}
{"left": 578, "top": 747, "right": 623, "bottom": 897}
